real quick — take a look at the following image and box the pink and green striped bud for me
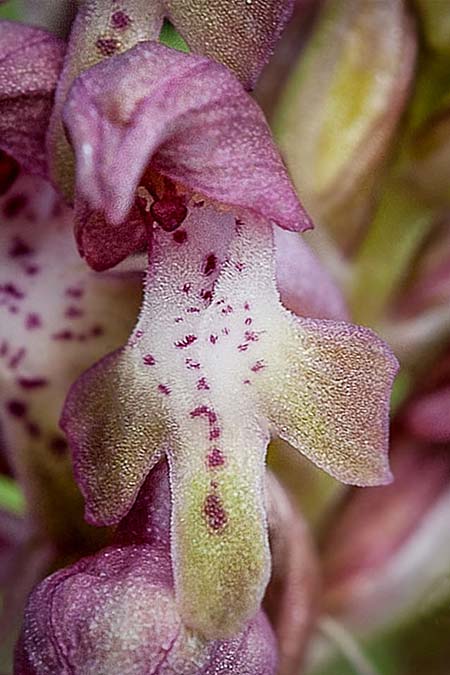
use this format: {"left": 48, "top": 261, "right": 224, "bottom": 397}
{"left": 273, "top": 0, "right": 417, "bottom": 251}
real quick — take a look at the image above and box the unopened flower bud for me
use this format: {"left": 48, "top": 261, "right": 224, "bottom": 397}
{"left": 274, "top": 0, "right": 416, "bottom": 251}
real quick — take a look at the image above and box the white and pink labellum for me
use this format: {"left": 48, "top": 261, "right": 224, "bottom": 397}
{"left": 0, "top": 169, "right": 141, "bottom": 543}
{"left": 62, "top": 196, "right": 397, "bottom": 638}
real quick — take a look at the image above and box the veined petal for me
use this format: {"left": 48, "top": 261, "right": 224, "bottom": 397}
{"left": 47, "top": 0, "right": 164, "bottom": 199}
{"left": 0, "top": 172, "right": 140, "bottom": 543}
{"left": 63, "top": 197, "right": 396, "bottom": 636}
{"left": 0, "top": 21, "right": 64, "bottom": 175}
{"left": 164, "top": 0, "right": 295, "bottom": 89}
{"left": 63, "top": 41, "right": 310, "bottom": 249}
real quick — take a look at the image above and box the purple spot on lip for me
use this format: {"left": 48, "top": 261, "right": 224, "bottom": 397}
{"left": 207, "top": 448, "right": 225, "bottom": 468}
{"left": 65, "top": 287, "right": 84, "bottom": 299}
{"left": 17, "top": 377, "right": 48, "bottom": 389}
{"left": 203, "top": 493, "right": 228, "bottom": 532}
{"left": 111, "top": 9, "right": 131, "bottom": 29}
{"left": 96, "top": 36, "right": 121, "bottom": 56}
{"left": 158, "top": 384, "right": 171, "bottom": 396}
{"left": 6, "top": 399, "right": 26, "bottom": 417}
{"left": 52, "top": 330, "right": 73, "bottom": 341}
{"left": 9, "top": 237, "right": 33, "bottom": 258}
{"left": 65, "top": 306, "right": 84, "bottom": 319}
{"left": 25, "top": 313, "right": 41, "bottom": 330}
{"left": 175, "top": 334, "right": 197, "bottom": 349}
{"left": 1, "top": 283, "right": 24, "bottom": 300}
{"left": 143, "top": 354, "right": 156, "bottom": 366}
{"left": 25, "top": 265, "right": 39, "bottom": 276}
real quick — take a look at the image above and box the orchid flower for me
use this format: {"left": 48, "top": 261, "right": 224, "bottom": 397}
{"left": 52, "top": 41, "right": 399, "bottom": 639}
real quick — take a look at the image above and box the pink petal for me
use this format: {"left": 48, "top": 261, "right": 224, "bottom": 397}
{"left": 164, "top": 0, "right": 295, "bottom": 89}
{"left": 274, "top": 227, "right": 349, "bottom": 320}
{"left": 63, "top": 41, "right": 311, "bottom": 249}
{"left": 0, "top": 21, "right": 64, "bottom": 176}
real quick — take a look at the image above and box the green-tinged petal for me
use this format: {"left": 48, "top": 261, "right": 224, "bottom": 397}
{"left": 169, "top": 421, "right": 270, "bottom": 638}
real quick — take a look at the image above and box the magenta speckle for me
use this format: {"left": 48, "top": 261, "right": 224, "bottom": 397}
{"left": 251, "top": 360, "right": 265, "bottom": 373}
{"left": 221, "top": 305, "right": 233, "bottom": 315}
{"left": 245, "top": 330, "right": 259, "bottom": 342}
{"left": 197, "top": 377, "right": 210, "bottom": 391}
{"left": 209, "top": 334, "right": 218, "bottom": 345}
{"left": 25, "top": 265, "right": 39, "bottom": 276}
{"left": 65, "top": 287, "right": 84, "bottom": 299}
{"left": 175, "top": 334, "right": 197, "bottom": 349}
{"left": 222, "top": 327, "right": 230, "bottom": 336}
{"left": 143, "top": 354, "right": 156, "bottom": 366}
{"left": 8, "top": 306, "right": 18, "bottom": 314}
{"left": 158, "top": 384, "right": 171, "bottom": 396}
{"left": 65, "top": 306, "right": 83, "bottom": 319}
{"left": 173, "top": 230, "right": 187, "bottom": 244}
{"left": 182, "top": 283, "right": 191, "bottom": 294}
{"left": 174, "top": 317, "right": 183, "bottom": 323}
{"left": 245, "top": 317, "right": 252, "bottom": 326}
{"left": 186, "top": 307, "right": 200, "bottom": 314}
{"left": 203, "top": 493, "right": 228, "bottom": 532}
{"left": 111, "top": 9, "right": 131, "bottom": 29}
{"left": 203, "top": 254, "right": 217, "bottom": 276}
{"left": 96, "top": 36, "right": 121, "bottom": 56}
{"left": 52, "top": 330, "right": 73, "bottom": 341}
{"left": 235, "top": 261, "right": 245, "bottom": 272}
{"left": 1, "top": 283, "right": 24, "bottom": 300}
{"left": 91, "top": 325, "right": 104, "bottom": 337}
{"left": 238, "top": 343, "right": 249, "bottom": 352}
{"left": 25, "top": 313, "right": 41, "bottom": 330}
{"left": 209, "top": 427, "right": 221, "bottom": 441}
{"left": 18, "top": 377, "right": 48, "bottom": 389}
{"left": 244, "top": 302, "right": 250, "bottom": 311}
{"left": 9, "top": 237, "right": 32, "bottom": 258}
{"left": 6, "top": 399, "right": 26, "bottom": 417}
{"left": 243, "top": 379, "right": 252, "bottom": 385}
{"left": 185, "top": 358, "right": 201, "bottom": 370}
{"left": 207, "top": 448, "right": 225, "bottom": 468}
